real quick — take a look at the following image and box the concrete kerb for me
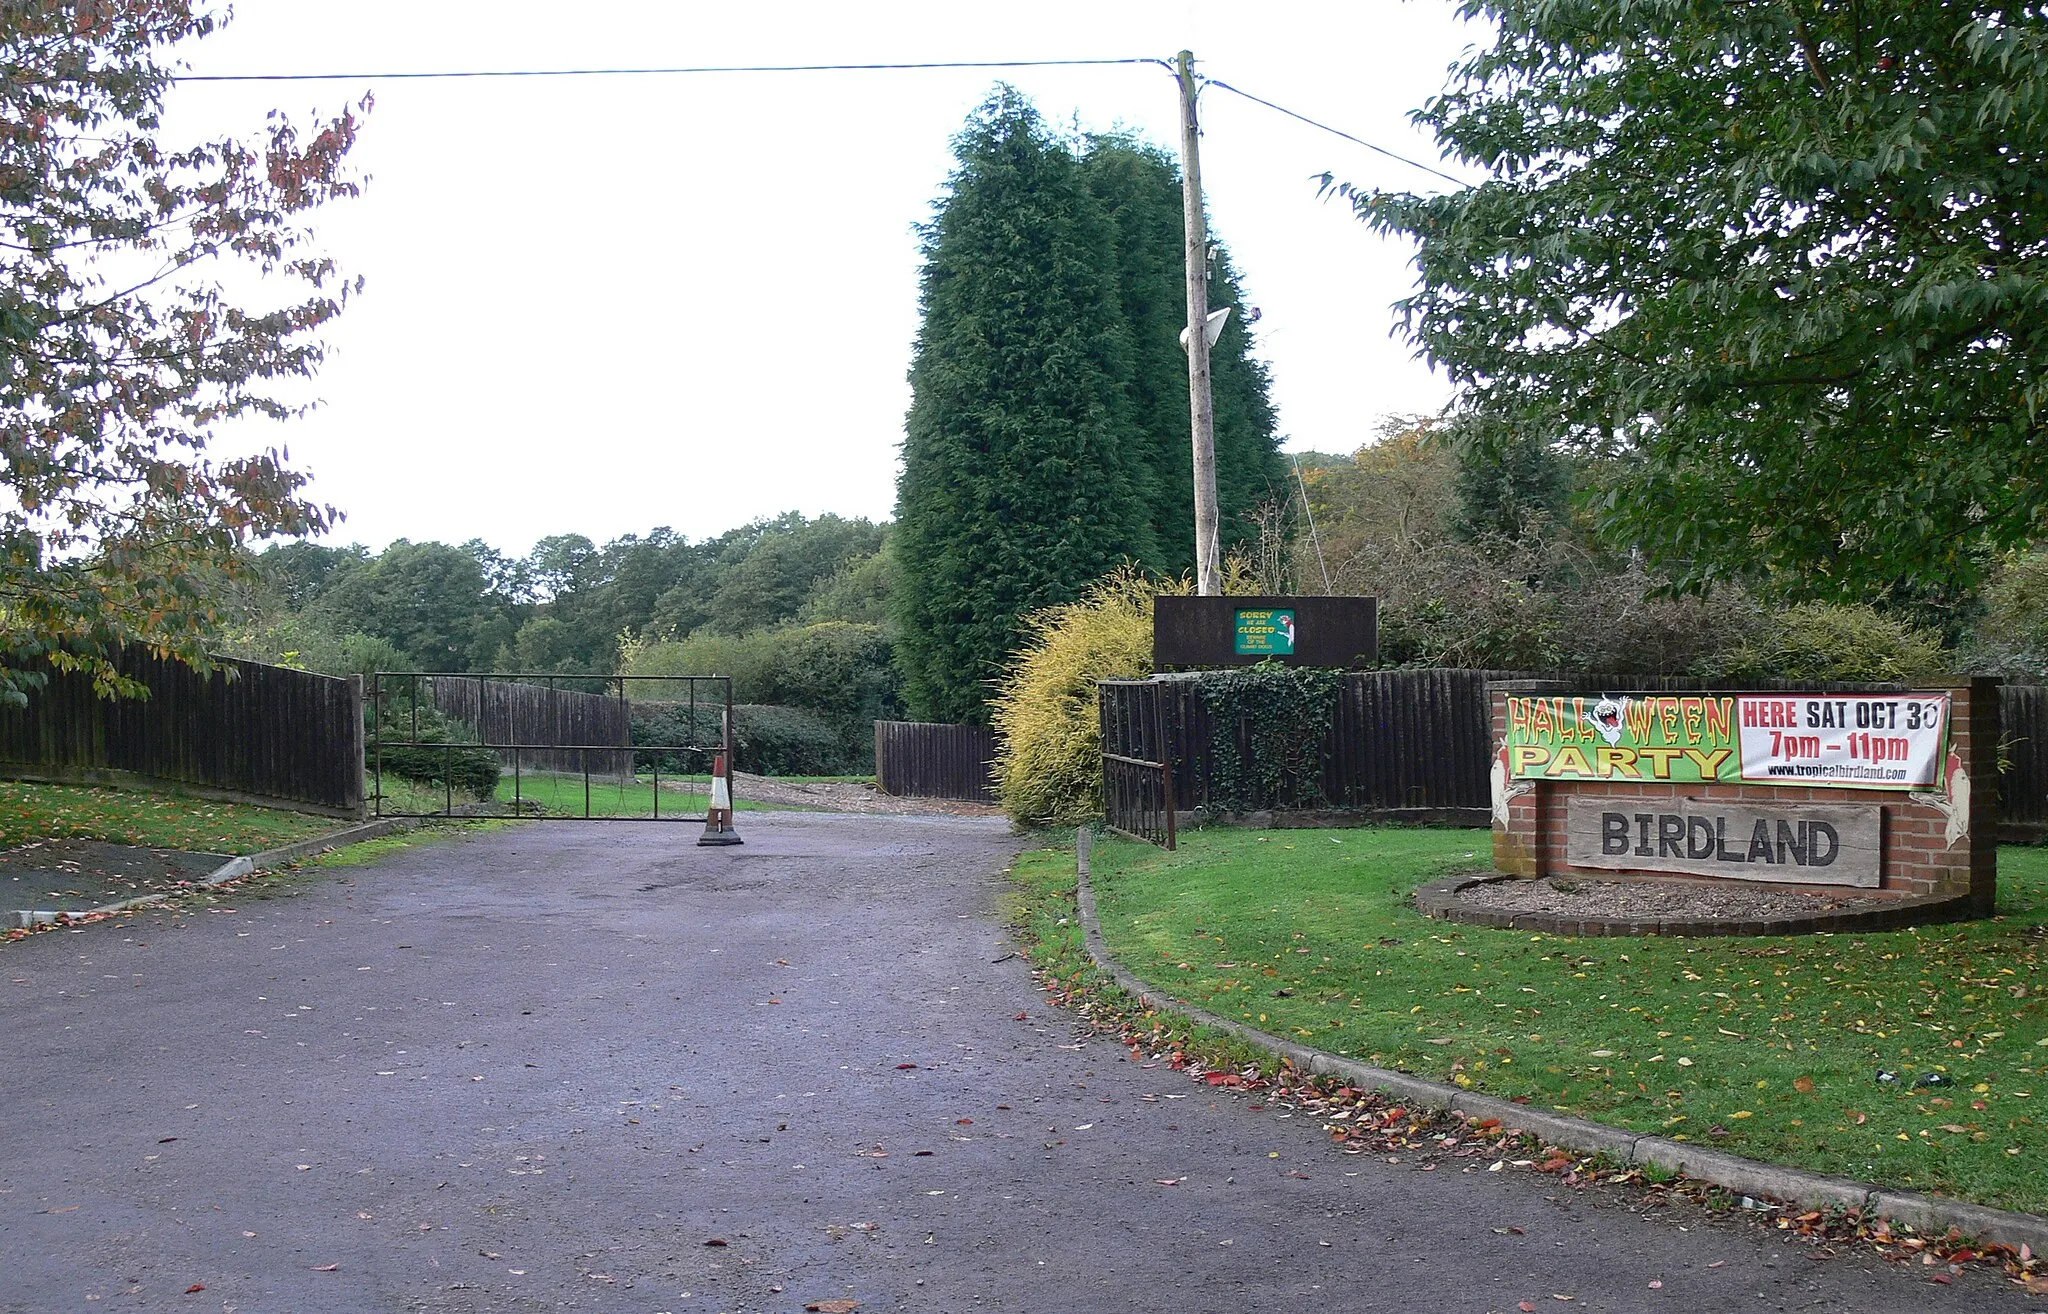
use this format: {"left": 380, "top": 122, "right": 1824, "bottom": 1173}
{"left": 1068, "top": 830, "right": 2048, "bottom": 1254}
{"left": 12, "top": 816, "right": 427, "bottom": 928}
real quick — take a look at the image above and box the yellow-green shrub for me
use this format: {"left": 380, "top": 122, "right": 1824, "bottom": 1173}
{"left": 992, "top": 568, "right": 1195, "bottom": 827}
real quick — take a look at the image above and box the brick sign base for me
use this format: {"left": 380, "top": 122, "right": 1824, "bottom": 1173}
{"left": 1489, "top": 680, "right": 1997, "bottom": 917}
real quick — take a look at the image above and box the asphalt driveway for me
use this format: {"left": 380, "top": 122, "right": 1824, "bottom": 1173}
{"left": 0, "top": 812, "right": 2032, "bottom": 1312}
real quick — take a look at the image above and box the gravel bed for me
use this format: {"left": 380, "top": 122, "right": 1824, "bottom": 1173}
{"left": 1455, "top": 874, "right": 1891, "bottom": 922}
{"left": 728, "top": 771, "right": 1002, "bottom": 817}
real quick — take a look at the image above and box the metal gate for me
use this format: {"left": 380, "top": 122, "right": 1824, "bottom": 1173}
{"left": 368, "top": 672, "right": 733, "bottom": 821}
{"left": 1099, "top": 678, "right": 1177, "bottom": 849}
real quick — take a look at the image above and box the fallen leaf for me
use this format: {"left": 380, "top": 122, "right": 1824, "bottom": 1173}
{"left": 1793, "top": 1076, "right": 1815, "bottom": 1093}
{"left": 895, "top": 1064, "right": 917, "bottom": 1071}
{"left": 185, "top": 1284, "right": 205, "bottom": 1294}
{"left": 703, "top": 1238, "right": 728, "bottom": 1247}
{"left": 1519, "top": 1303, "right": 1537, "bottom": 1312}
{"left": 805, "top": 1301, "right": 860, "bottom": 1313}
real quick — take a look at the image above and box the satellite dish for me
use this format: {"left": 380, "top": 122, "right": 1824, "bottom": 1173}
{"left": 1179, "top": 305, "right": 1233, "bottom": 351}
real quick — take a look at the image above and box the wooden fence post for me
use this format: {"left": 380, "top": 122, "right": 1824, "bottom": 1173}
{"left": 346, "top": 673, "right": 366, "bottom": 819}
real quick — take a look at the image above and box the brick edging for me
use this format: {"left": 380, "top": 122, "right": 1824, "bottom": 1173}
{"left": 1069, "top": 833, "right": 2048, "bottom": 1253}
{"left": 1414, "top": 872, "right": 1978, "bottom": 937}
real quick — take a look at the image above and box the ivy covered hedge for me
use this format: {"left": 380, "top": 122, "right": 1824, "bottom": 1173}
{"left": 1196, "top": 662, "right": 1343, "bottom": 813}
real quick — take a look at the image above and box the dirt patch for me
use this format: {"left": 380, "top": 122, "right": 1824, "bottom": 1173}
{"left": 730, "top": 771, "right": 1001, "bottom": 818}
{"left": 1455, "top": 873, "right": 1890, "bottom": 921}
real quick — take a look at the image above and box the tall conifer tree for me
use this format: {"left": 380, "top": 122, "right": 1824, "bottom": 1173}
{"left": 1080, "top": 139, "right": 1284, "bottom": 575}
{"left": 894, "top": 91, "right": 1157, "bottom": 724}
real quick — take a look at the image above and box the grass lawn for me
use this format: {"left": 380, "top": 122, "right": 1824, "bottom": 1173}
{"left": 0, "top": 780, "right": 342, "bottom": 854}
{"left": 371, "top": 770, "right": 802, "bottom": 819}
{"left": 490, "top": 771, "right": 784, "bottom": 818}
{"left": 1019, "top": 826, "right": 2048, "bottom": 1216}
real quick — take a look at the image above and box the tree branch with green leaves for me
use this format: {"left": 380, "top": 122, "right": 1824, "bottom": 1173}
{"left": 1338, "top": 0, "right": 2048, "bottom": 632}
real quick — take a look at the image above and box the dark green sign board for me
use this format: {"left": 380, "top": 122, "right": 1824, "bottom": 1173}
{"left": 1153, "top": 595, "right": 1377, "bottom": 669}
{"left": 1234, "top": 608, "right": 1296, "bottom": 656}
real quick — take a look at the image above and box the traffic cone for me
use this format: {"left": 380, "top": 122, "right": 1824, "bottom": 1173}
{"left": 697, "top": 752, "right": 743, "bottom": 846}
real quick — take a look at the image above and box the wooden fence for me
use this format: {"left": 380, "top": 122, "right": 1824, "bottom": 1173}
{"left": 1103, "top": 670, "right": 1498, "bottom": 826}
{"left": 412, "top": 675, "right": 635, "bottom": 778}
{"left": 0, "top": 650, "right": 363, "bottom": 817}
{"left": 1103, "top": 672, "right": 2048, "bottom": 839}
{"left": 2000, "top": 684, "right": 2048, "bottom": 836}
{"left": 874, "top": 721, "right": 997, "bottom": 803}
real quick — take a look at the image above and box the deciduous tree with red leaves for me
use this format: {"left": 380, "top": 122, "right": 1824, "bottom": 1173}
{"left": 0, "top": 1, "right": 367, "bottom": 698}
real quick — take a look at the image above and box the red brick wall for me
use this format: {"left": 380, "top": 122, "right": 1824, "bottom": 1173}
{"left": 1488, "top": 680, "right": 1996, "bottom": 910}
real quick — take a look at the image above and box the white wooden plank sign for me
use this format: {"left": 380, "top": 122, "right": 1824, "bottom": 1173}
{"left": 1564, "top": 798, "right": 1881, "bottom": 887}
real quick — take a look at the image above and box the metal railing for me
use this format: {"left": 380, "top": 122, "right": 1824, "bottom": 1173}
{"left": 368, "top": 672, "right": 733, "bottom": 821}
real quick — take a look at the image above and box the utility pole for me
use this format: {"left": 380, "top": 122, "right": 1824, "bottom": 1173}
{"left": 1176, "top": 49, "right": 1222, "bottom": 596}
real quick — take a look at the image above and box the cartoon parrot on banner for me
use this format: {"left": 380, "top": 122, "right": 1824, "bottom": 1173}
{"left": 1909, "top": 748, "right": 1970, "bottom": 848}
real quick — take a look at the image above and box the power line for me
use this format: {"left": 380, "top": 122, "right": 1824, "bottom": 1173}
{"left": 175, "top": 56, "right": 1170, "bottom": 83}
{"left": 1201, "top": 77, "right": 1466, "bottom": 186}
{"left": 173, "top": 52, "right": 1467, "bottom": 190}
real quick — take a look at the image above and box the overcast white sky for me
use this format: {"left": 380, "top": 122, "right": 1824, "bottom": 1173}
{"left": 164, "top": 1, "right": 1483, "bottom": 558}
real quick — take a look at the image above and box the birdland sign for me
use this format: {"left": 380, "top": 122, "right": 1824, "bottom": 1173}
{"left": 1563, "top": 797, "right": 1880, "bottom": 886}
{"left": 1153, "top": 595, "right": 1376, "bottom": 669}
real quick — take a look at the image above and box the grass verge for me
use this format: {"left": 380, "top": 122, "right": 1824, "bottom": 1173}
{"left": 0, "top": 780, "right": 342, "bottom": 854}
{"left": 491, "top": 772, "right": 785, "bottom": 816}
{"left": 367, "top": 771, "right": 787, "bottom": 819}
{"left": 1052, "top": 826, "right": 2048, "bottom": 1217}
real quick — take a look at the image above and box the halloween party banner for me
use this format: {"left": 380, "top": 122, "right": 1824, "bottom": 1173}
{"left": 1503, "top": 693, "right": 1949, "bottom": 791}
